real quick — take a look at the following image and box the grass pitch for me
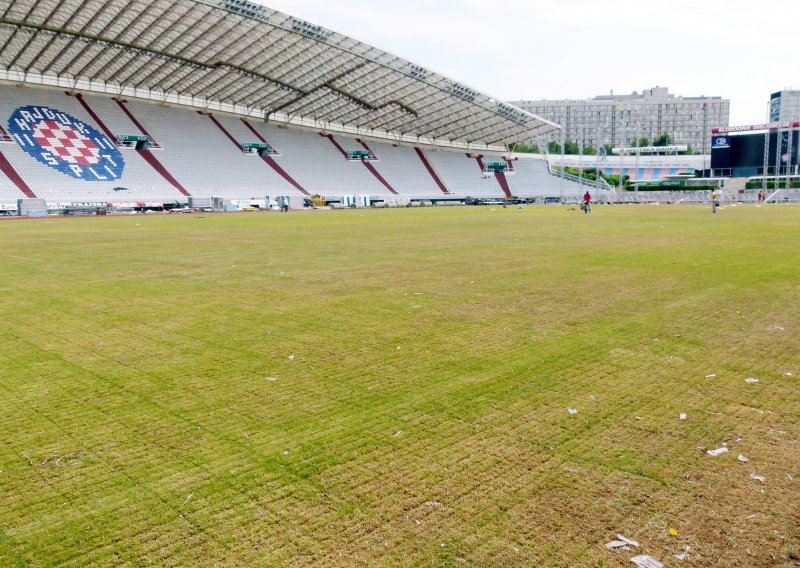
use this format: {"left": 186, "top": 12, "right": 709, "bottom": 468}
{"left": 0, "top": 205, "right": 798, "bottom": 567}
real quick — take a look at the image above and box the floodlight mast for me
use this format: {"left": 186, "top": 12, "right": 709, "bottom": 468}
{"left": 785, "top": 128, "right": 794, "bottom": 191}
{"left": 702, "top": 102, "right": 708, "bottom": 176}
{"left": 775, "top": 127, "right": 782, "bottom": 186}
{"left": 763, "top": 102, "right": 771, "bottom": 192}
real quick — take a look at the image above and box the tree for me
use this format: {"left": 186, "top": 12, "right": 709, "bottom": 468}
{"left": 564, "top": 140, "right": 580, "bottom": 155}
{"left": 509, "top": 143, "right": 540, "bottom": 154}
{"left": 548, "top": 141, "right": 561, "bottom": 154}
{"left": 639, "top": 137, "right": 650, "bottom": 148}
{"left": 603, "top": 144, "right": 614, "bottom": 156}
{"left": 513, "top": 143, "right": 540, "bottom": 154}
{"left": 653, "top": 132, "right": 673, "bottom": 147}
{"left": 582, "top": 146, "right": 597, "bottom": 156}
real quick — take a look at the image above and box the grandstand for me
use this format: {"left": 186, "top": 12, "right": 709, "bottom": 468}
{"left": 0, "top": 0, "right": 600, "bottom": 210}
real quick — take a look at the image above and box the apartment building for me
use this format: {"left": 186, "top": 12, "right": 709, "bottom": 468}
{"left": 513, "top": 87, "right": 730, "bottom": 153}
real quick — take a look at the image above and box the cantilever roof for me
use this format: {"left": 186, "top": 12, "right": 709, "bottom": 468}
{"left": 0, "top": 0, "right": 557, "bottom": 151}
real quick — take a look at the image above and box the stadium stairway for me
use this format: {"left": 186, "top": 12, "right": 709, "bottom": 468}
{"left": 0, "top": 148, "right": 37, "bottom": 199}
{"left": 227, "top": 117, "right": 309, "bottom": 196}
{"left": 494, "top": 171, "right": 513, "bottom": 199}
{"left": 321, "top": 134, "right": 397, "bottom": 195}
{"left": 120, "top": 101, "right": 306, "bottom": 199}
{"left": 424, "top": 150, "right": 508, "bottom": 198}
{"left": 248, "top": 124, "right": 386, "bottom": 197}
{"left": 92, "top": 97, "right": 191, "bottom": 198}
{"left": 505, "top": 158, "right": 587, "bottom": 198}
{"left": 475, "top": 155, "right": 512, "bottom": 198}
{"left": 413, "top": 148, "right": 451, "bottom": 195}
{"left": 353, "top": 140, "right": 398, "bottom": 195}
{"left": 202, "top": 113, "right": 309, "bottom": 196}
{"left": 357, "top": 141, "right": 446, "bottom": 198}
{"left": 0, "top": 114, "right": 36, "bottom": 199}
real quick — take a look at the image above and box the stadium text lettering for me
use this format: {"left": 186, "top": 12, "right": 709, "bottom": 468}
{"left": 712, "top": 121, "right": 800, "bottom": 134}
{"left": 612, "top": 145, "right": 688, "bottom": 154}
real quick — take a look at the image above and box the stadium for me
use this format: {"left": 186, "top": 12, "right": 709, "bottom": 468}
{"left": 0, "top": 1, "right": 798, "bottom": 567}
{"left": 0, "top": 0, "right": 617, "bottom": 213}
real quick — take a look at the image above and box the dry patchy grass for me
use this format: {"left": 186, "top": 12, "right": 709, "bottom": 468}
{"left": 0, "top": 205, "right": 798, "bottom": 566}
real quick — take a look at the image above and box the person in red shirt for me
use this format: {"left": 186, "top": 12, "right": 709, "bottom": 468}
{"left": 582, "top": 191, "right": 592, "bottom": 214}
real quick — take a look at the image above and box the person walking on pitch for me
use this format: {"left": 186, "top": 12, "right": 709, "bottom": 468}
{"left": 581, "top": 191, "right": 592, "bottom": 214}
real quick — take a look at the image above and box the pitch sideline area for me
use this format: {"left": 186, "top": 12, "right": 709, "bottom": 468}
{"left": 0, "top": 206, "right": 798, "bottom": 566}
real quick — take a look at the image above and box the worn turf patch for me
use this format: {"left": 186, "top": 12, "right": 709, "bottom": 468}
{"left": 0, "top": 205, "right": 798, "bottom": 566}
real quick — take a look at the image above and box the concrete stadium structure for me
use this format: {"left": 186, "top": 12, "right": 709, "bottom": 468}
{"left": 0, "top": 0, "right": 607, "bottom": 209}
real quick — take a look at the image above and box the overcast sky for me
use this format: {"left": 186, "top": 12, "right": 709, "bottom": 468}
{"left": 266, "top": 0, "right": 799, "bottom": 126}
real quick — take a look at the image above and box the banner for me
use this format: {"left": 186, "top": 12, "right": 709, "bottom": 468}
{"left": 712, "top": 122, "right": 800, "bottom": 134}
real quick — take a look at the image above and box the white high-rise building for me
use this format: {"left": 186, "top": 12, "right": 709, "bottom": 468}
{"left": 512, "top": 87, "right": 730, "bottom": 153}
{"left": 769, "top": 90, "right": 800, "bottom": 122}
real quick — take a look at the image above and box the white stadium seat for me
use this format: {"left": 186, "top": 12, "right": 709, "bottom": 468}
{"left": 0, "top": 86, "right": 585, "bottom": 205}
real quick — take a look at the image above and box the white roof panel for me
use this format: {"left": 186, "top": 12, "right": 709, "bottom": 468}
{"left": 0, "top": 0, "right": 558, "bottom": 150}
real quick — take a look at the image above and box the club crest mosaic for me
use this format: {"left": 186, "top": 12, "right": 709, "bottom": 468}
{"left": 7, "top": 105, "right": 125, "bottom": 181}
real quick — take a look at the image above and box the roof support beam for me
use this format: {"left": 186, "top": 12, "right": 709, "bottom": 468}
{"left": 60, "top": 1, "right": 129, "bottom": 77}
{"left": 0, "top": 0, "right": 556, "bottom": 149}
{"left": 0, "top": 0, "right": 48, "bottom": 65}
{"left": 22, "top": 0, "right": 79, "bottom": 73}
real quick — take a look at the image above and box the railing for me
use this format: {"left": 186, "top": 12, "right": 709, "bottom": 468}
{"left": 549, "top": 167, "right": 613, "bottom": 191}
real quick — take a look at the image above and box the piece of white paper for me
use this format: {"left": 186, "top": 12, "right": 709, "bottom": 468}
{"left": 630, "top": 555, "right": 664, "bottom": 568}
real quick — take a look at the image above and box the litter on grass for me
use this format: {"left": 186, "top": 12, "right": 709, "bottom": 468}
{"left": 707, "top": 447, "right": 729, "bottom": 457}
{"left": 39, "top": 452, "right": 101, "bottom": 468}
{"left": 738, "top": 454, "right": 749, "bottom": 463}
{"left": 605, "top": 534, "right": 640, "bottom": 550}
{"left": 265, "top": 377, "right": 279, "bottom": 382}
{"left": 568, "top": 408, "right": 578, "bottom": 415}
{"left": 679, "top": 413, "right": 687, "bottom": 421}
{"left": 750, "top": 473, "right": 766, "bottom": 484}
{"left": 617, "top": 534, "right": 639, "bottom": 547}
{"left": 630, "top": 555, "right": 664, "bottom": 568}
{"left": 745, "top": 378, "right": 760, "bottom": 384}
{"left": 668, "top": 528, "right": 678, "bottom": 537}
{"left": 675, "top": 546, "right": 691, "bottom": 561}
{"left": 605, "top": 541, "right": 629, "bottom": 550}
{"left": 288, "top": 355, "right": 295, "bottom": 361}
{"left": 705, "top": 374, "right": 717, "bottom": 378}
